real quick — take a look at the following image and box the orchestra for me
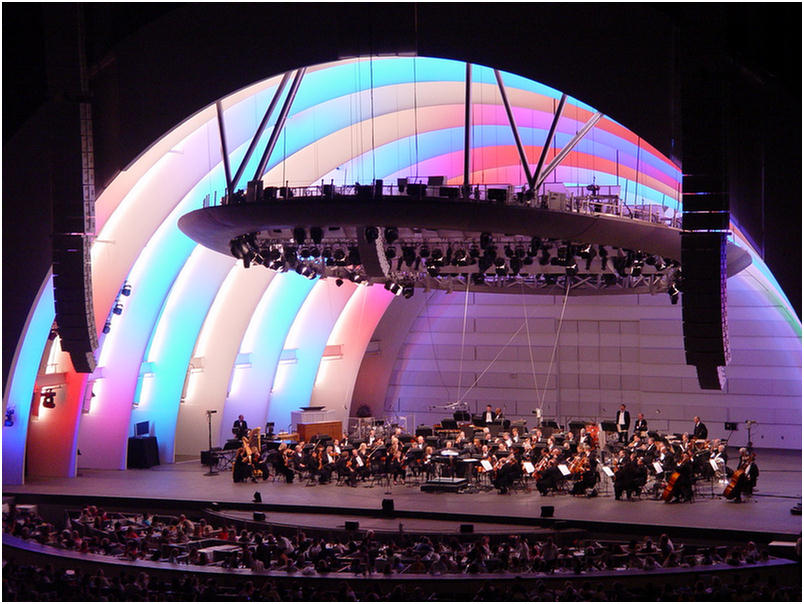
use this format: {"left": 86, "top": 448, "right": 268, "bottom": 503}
{"left": 222, "top": 413, "right": 758, "bottom": 505}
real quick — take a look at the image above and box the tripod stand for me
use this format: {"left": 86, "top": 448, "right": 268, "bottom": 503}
{"left": 204, "top": 410, "right": 218, "bottom": 476}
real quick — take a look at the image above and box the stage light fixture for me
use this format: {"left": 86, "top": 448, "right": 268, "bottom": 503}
{"left": 4, "top": 408, "right": 14, "bottom": 427}
{"left": 301, "top": 265, "right": 317, "bottom": 279}
{"left": 454, "top": 249, "right": 468, "bottom": 266}
{"left": 384, "top": 227, "right": 399, "bottom": 243}
{"left": 385, "top": 247, "right": 396, "bottom": 259}
{"left": 102, "top": 321, "right": 111, "bottom": 334}
{"left": 419, "top": 246, "right": 430, "bottom": 259}
{"left": 335, "top": 278, "right": 344, "bottom": 287}
{"left": 121, "top": 282, "right": 132, "bottom": 296}
{"left": 310, "top": 226, "right": 323, "bottom": 245}
{"left": 293, "top": 227, "right": 307, "bottom": 245}
{"left": 565, "top": 263, "right": 578, "bottom": 277}
{"left": 364, "top": 226, "right": 379, "bottom": 242}
{"left": 112, "top": 303, "right": 124, "bottom": 315}
{"left": 42, "top": 390, "right": 56, "bottom": 409}
{"left": 300, "top": 247, "right": 311, "bottom": 258}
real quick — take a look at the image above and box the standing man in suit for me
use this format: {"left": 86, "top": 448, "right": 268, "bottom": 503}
{"left": 483, "top": 405, "right": 494, "bottom": 425}
{"left": 634, "top": 413, "right": 648, "bottom": 436}
{"left": 693, "top": 416, "right": 708, "bottom": 440}
{"left": 232, "top": 415, "right": 249, "bottom": 439}
{"left": 616, "top": 404, "right": 630, "bottom": 443}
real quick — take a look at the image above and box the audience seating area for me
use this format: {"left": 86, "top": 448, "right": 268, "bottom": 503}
{"left": 3, "top": 501, "right": 801, "bottom": 601}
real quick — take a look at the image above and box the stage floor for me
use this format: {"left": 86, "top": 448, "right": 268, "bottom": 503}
{"left": 5, "top": 448, "right": 802, "bottom": 539}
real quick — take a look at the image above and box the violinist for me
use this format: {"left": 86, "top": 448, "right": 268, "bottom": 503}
{"left": 570, "top": 446, "right": 596, "bottom": 496}
{"left": 422, "top": 445, "right": 436, "bottom": 480}
{"left": 492, "top": 452, "right": 519, "bottom": 494}
{"left": 251, "top": 450, "right": 269, "bottom": 481}
{"left": 642, "top": 437, "right": 658, "bottom": 461}
{"left": 387, "top": 448, "right": 406, "bottom": 484}
{"left": 626, "top": 433, "right": 642, "bottom": 451}
{"left": 536, "top": 458, "right": 563, "bottom": 496}
{"left": 367, "top": 428, "right": 377, "bottom": 447}
{"left": 233, "top": 447, "right": 253, "bottom": 483}
{"left": 332, "top": 439, "right": 342, "bottom": 455}
{"left": 354, "top": 444, "right": 370, "bottom": 480}
{"left": 341, "top": 450, "right": 358, "bottom": 487}
{"left": 275, "top": 443, "right": 295, "bottom": 483}
{"left": 511, "top": 427, "right": 521, "bottom": 443}
{"left": 578, "top": 428, "right": 592, "bottom": 448}
{"left": 319, "top": 445, "right": 338, "bottom": 484}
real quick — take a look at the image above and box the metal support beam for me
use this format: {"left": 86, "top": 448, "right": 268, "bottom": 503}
{"left": 532, "top": 93, "right": 567, "bottom": 191}
{"left": 463, "top": 62, "right": 472, "bottom": 195}
{"left": 216, "top": 101, "right": 233, "bottom": 198}
{"left": 231, "top": 71, "right": 292, "bottom": 192}
{"left": 494, "top": 69, "right": 534, "bottom": 190}
{"left": 535, "top": 112, "right": 603, "bottom": 190}
{"left": 254, "top": 67, "right": 307, "bottom": 181}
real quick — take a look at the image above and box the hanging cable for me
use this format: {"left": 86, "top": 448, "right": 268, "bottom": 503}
{"left": 423, "top": 290, "right": 452, "bottom": 402}
{"left": 456, "top": 322, "right": 527, "bottom": 403}
{"left": 521, "top": 283, "right": 539, "bottom": 394}
{"left": 369, "top": 55, "right": 377, "bottom": 184}
{"left": 413, "top": 57, "right": 420, "bottom": 180}
{"left": 537, "top": 277, "right": 571, "bottom": 410}
{"left": 456, "top": 277, "right": 471, "bottom": 404}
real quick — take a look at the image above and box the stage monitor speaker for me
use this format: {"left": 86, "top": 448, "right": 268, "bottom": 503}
{"left": 460, "top": 524, "right": 474, "bottom": 533}
{"left": 381, "top": 499, "right": 394, "bottom": 515}
{"left": 540, "top": 505, "right": 554, "bottom": 518}
{"left": 253, "top": 512, "right": 266, "bottom": 521}
{"left": 345, "top": 521, "right": 359, "bottom": 531}
{"left": 724, "top": 422, "right": 738, "bottom": 431}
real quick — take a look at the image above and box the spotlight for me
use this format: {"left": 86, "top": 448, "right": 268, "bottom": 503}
{"left": 293, "top": 227, "right": 307, "bottom": 245}
{"left": 389, "top": 282, "right": 403, "bottom": 296}
{"left": 310, "top": 226, "right": 324, "bottom": 245}
{"left": 333, "top": 249, "right": 346, "bottom": 265}
{"left": 42, "top": 390, "right": 56, "bottom": 409}
{"left": 284, "top": 247, "right": 298, "bottom": 268}
{"left": 300, "top": 248, "right": 311, "bottom": 258}
{"left": 402, "top": 247, "right": 416, "bottom": 267}
{"left": 529, "top": 237, "right": 540, "bottom": 256}
{"left": 454, "top": 249, "right": 468, "bottom": 266}
{"left": 385, "top": 247, "right": 396, "bottom": 259}
{"left": 384, "top": 227, "right": 399, "bottom": 244}
{"left": 112, "top": 303, "right": 123, "bottom": 315}
{"left": 384, "top": 280, "right": 393, "bottom": 291}
{"left": 419, "top": 246, "right": 430, "bottom": 259}
{"left": 301, "top": 265, "right": 317, "bottom": 280}
{"left": 102, "top": 321, "right": 111, "bottom": 334}
{"left": 335, "top": 278, "right": 344, "bottom": 287}
{"left": 565, "top": 263, "right": 578, "bottom": 277}
{"left": 364, "top": 226, "right": 379, "bottom": 242}
{"left": 402, "top": 283, "right": 415, "bottom": 299}
{"left": 121, "top": 282, "right": 132, "bottom": 296}
{"left": 431, "top": 248, "right": 443, "bottom": 264}
{"left": 427, "top": 266, "right": 440, "bottom": 277}
{"left": 509, "top": 257, "right": 522, "bottom": 275}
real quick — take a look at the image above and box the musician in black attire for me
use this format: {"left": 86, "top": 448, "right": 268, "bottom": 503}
{"left": 483, "top": 405, "right": 494, "bottom": 425}
{"left": 319, "top": 446, "right": 338, "bottom": 484}
{"left": 692, "top": 416, "right": 708, "bottom": 440}
{"left": 274, "top": 444, "right": 295, "bottom": 483}
{"left": 536, "top": 458, "right": 564, "bottom": 495}
{"left": 232, "top": 415, "right": 249, "bottom": 439}
{"left": 634, "top": 413, "right": 648, "bottom": 435}
{"left": 725, "top": 452, "right": 759, "bottom": 503}
{"left": 232, "top": 447, "right": 254, "bottom": 483}
{"left": 667, "top": 453, "right": 694, "bottom": 503}
{"left": 492, "top": 453, "right": 520, "bottom": 494}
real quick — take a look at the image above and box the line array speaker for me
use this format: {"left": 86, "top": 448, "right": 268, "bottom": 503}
{"left": 53, "top": 234, "right": 97, "bottom": 373}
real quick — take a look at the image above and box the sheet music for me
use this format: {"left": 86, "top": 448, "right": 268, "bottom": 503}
{"left": 523, "top": 462, "right": 535, "bottom": 474}
{"left": 356, "top": 456, "right": 364, "bottom": 467}
{"left": 480, "top": 459, "right": 493, "bottom": 471}
{"left": 558, "top": 464, "right": 571, "bottom": 476}
{"left": 602, "top": 466, "right": 615, "bottom": 477}
{"left": 652, "top": 461, "right": 663, "bottom": 473}
{"left": 709, "top": 459, "right": 720, "bottom": 471}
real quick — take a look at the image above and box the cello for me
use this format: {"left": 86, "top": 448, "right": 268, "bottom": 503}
{"left": 723, "top": 453, "right": 754, "bottom": 499}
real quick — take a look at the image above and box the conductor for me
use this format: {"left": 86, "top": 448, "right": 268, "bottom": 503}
{"left": 232, "top": 415, "right": 249, "bottom": 439}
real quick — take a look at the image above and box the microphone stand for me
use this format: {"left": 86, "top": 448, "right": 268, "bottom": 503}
{"left": 204, "top": 411, "right": 219, "bottom": 476}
